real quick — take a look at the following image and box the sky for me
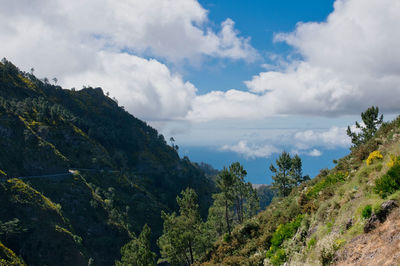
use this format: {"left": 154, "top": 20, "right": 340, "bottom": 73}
{"left": 1, "top": 0, "right": 400, "bottom": 184}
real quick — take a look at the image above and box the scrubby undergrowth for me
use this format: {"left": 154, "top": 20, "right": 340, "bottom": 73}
{"left": 200, "top": 115, "right": 400, "bottom": 265}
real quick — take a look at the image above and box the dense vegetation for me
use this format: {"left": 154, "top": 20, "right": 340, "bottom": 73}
{"left": 198, "top": 108, "right": 400, "bottom": 265}
{"left": 2, "top": 59, "right": 400, "bottom": 265}
{"left": 0, "top": 59, "right": 216, "bottom": 265}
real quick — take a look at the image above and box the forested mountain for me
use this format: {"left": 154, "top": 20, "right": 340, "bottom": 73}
{"left": 0, "top": 59, "right": 216, "bottom": 265}
{"left": 2, "top": 59, "right": 400, "bottom": 266}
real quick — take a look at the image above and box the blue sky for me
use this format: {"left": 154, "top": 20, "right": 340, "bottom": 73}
{"left": 2, "top": 0, "right": 400, "bottom": 184}
{"left": 184, "top": 0, "right": 336, "bottom": 93}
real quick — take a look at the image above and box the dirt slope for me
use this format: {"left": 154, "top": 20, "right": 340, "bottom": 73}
{"left": 334, "top": 208, "right": 400, "bottom": 266}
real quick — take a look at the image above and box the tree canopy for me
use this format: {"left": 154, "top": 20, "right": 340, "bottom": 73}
{"left": 270, "top": 152, "right": 309, "bottom": 196}
{"left": 347, "top": 106, "right": 383, "bottom": 147}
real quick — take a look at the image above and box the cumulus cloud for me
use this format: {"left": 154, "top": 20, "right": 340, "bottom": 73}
{"left": 63, "top": 52, "right": 197, "bottom": 120}
{"left": 190, "top": 0, "right": 400, "bottom": 121}
{"left": 294, "top": 126, "right": 351, "bottom": 149}
{"left": 0, "top": 0, "right": 256, "bottom": 121}
{"left": 220, "top": 140, "right": 280, "bottom": 159}
{"left": 308, "top": 149, "right": 322, "bottom": 157}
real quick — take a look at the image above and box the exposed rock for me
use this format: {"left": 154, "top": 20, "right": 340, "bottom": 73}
{"left": 377, "top": 200, "right": 398, "bottom": 222}
{"left": 364, "top": 200, "right": 397, "bottom": 233}
{"left": 335, "top": 208, "right": 400, "bottom": 266}
{"left": 345, "top": 218, "right": 353, "bottom": 230}
{"left": 364, "top": 213, "right": 379, "bottom": 233}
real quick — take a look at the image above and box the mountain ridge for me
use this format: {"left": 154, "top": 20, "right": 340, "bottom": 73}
{"left": 0, "top": 59, "right": 216, "bottom": 265}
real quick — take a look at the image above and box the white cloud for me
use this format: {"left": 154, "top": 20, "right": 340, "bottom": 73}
{"left": 62, "top": 52, "right": 197, "bottom": 121}
{"left": 220, "top": 125, "right": 351, "bottom": 160}
{"left": 0, "top": 0, "right": 256, "bottom": 63}
{"left": 220, "top": 140, "right": 280, "bottom": 159}
{"left": 190, "top": 0, "right": 400, "bottom": 121}
{"left": 188, "top": 90, "right": 265, "bottom": 121}
{"left": 291, "top": 148, "right": 323, "bottom": 157}
{"left": 308, "top": 149, "right": 322, "bottom": 157}
{"left": 0, "top": 0, "right": 256, "bottom": 121}
{"left": 294, "top": 126, "right": 351, "bottom": 149}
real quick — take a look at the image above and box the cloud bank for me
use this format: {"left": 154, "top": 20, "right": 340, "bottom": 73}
{"left": 0, "top": 0, "right": 255, "bottom": 121}
{"left": 1, "top": 0, "right": 399, "bottom": 125}
{"left": 190, "top": 0, "right": 400, "bottom": 121}
{"left": 220, "top": 126, "right": 351, "bottom": 159}
{"left": 220, "top": 141, "right": 280, "bottom": 159}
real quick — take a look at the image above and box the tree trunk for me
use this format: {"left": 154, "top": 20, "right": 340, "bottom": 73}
{"left": 225, "top": 200, "right": 231, "bottom": 235}
{"left": 189, "top": 239, "right": 194, "bottom": 264}
{"left": 235, "top": 198, "right": 240, "bottom": 223}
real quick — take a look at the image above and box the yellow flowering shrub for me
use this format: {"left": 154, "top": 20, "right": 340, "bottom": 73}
{"left": 387, "top": 154, "right": 399, "bottom": 168}
{"left": 366, "top": 150, "right": 383, "bottom": 165}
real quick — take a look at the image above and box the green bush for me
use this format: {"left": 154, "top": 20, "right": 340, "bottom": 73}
{"left": 269, "top": 248, "right": 286, "bottom": 266}
{"left": 361, "top": 205, "right": 372, "bottom": 219}
{"left": 320, "top": 247, "right": 334, "bottom": 266}
{"left": 266, "top": 215, "right": 303, "bottom": 263}
{"left": 374, "top": 163, "right": 400, "bottom": 198}
{"left": 223, "top": 233, "right": 231, "bottom": 243}
{"left": 306, "top": 172, "right": 347, "bottom": 199}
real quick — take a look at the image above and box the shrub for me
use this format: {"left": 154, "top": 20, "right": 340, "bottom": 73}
{"left": 353, "top": 140, "right": 379, "bottom": 162}
{"left": 374, "top": 163, "right": 400, "bottom": 198}
{"left": 366, "top": 150, "right": 383, "bottom": 166}
{"left": 375, "top": 163, "right": 383, "bottom": 172}
{"left": 270, "top": 215, "right": 303, "bottom": 248}
{"left": 306, "top": 172, "right": 347, "bottom": 199}
{"left": 320, "top": 247, "right": 334, "bottom": 266}
{"left": 361, "top": 205, "right": 372, "bottom": 219}
{"left": 223, "top": 233, "right": 231, "bottom": 243}
{"left": 266, "top": 215, "right": 303, "bottom": 263}
{"left": 239, "top": 220, "right": 260, "bottom": 239}
{"left": 269, "top": 249, "right": 286, "bottom": 266}
{"left": 387, "top": 154, "right": 399, "bottom": 168}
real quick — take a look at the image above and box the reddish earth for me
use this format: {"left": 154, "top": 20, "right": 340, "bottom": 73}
{"left": 334, "top": 208, "right": 400, "bottom": 266}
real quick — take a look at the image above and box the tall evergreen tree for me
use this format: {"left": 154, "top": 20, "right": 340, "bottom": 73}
{"left": 270, "top": 151, "right": 294, "bottom": 196}
{"left": 209, "top": 163, "right": 259, "bottom": 236}
{"left": 270, "top": 152, "right": 308, "bottom": 196}
{"left": 347, "top": 106, "right": 383, "bottom": 147}
{"left": 158, "top": 188, "right": 209, "bottom": 265}
{"left": 115, "top": 224, "right": 156, "bottom": 266}
{"left": 230, "top": 162, "right": 247, "bottom": 223}
{"left": 215, "top": 168, "right": 235, "bottom": 235}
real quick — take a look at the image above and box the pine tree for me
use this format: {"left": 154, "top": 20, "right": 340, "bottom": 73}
{"left": 115, "top": 224, "right": 156, "bottom": 266}
{"left": 208, "top": 163, "right": 259, "bottom": 236}
{"left": 270, "top": 152, "right": 308, "bottom": 196}
{"left": 215, "top": 168, "right": 235, "bottom": 235}
{"left": 347, "top": 106, "right": 383, "bottom": 147}
{"left": 158, "top": 188, "right": 208, "bottom": 265}
{"left": 230, "top": 162, "right": 247, "bottom": 223}
{"left": 270, "top": 151, "right": 294, "bottom": 196}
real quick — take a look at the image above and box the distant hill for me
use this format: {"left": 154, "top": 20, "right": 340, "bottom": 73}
{"left": 0, "top": 59, "right": 216, "bottom": 265}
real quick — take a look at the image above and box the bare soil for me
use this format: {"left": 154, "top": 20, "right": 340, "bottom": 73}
{"left": 334, "top": 208, "right": 400, "bottom": 266}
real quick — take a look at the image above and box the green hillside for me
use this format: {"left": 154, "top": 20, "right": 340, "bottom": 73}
{"left": 198, "top": 113, "right": 400, "bottom": 265}
{"left": 2, "top": 59, "right": 400, "bottom": 266}
{"left": 0, "top": 59, "right": 216, "bottom": 265}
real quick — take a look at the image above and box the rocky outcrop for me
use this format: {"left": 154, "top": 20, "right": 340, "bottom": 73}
{"left": 364, "top": 200, "right": 398, "bottom": 233}
{"left": 335, "top": 206, "right": 400, "bottom": 266}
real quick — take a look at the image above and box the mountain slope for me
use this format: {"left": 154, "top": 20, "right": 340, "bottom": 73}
{"left": 0, "top": 59, "right": 216, "bottom": 265}
{"left": 199, "top": 115, "right": 400, "bottom": 265}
